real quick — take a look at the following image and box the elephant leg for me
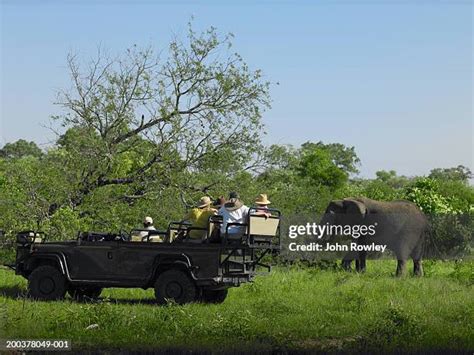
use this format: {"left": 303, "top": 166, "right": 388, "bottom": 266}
{"left": 356, "top": 251, "right": 367, "bottom": 273}
{"left": 411, "top": 238, "right": 424, "bottom": 260}
{"left": 342, "top": 259, "right": 353, "bottom": 271}
{"left": 342, "top": 251, "right": 359, "bottom": 271}
{"left": 396, "top": 259, "right": 407, "bottom": 277}
{"left": 413, "top": 260, "right": 423, "bottom": 277}
{"left": 342, "top": 252, "right": 354, "bottom": 271}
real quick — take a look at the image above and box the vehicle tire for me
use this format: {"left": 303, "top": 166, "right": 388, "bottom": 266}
{"left": 201, "top": 289, "right": 228, "bottom": 304}
{"left": 28, "top": 265, "right": 67, "bottom": 301}
{"left": 68, "top": 286, "right": 102, "bottom": 301}
{"left": 154, "top": 269, "right": 197, "bottom": 305}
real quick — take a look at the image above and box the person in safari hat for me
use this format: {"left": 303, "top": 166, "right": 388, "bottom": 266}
{"left": 255, "top": 193, "right": 271, "bottom": 206}
{"left": 138, "top": 216, "right": 157, "bottom": 240}
{"left": 143, "top": 216, "right": 155, "bottom": 228}
{"left": 219, "top": 192, "right": 249, "bottom": 236}
{"left": 182, "top": 196, "right": 217, "bottom": 241}
{"left": 253, "top": 194, "right": 272, "bottom": 218}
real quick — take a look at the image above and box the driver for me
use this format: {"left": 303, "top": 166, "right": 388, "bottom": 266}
{"left": 138, "top": 216, "right": 158, "bottom": 241}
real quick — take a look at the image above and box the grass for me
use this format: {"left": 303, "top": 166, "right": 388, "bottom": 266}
{"left": 0, "top": 260, "right": 473, "bottom": 352}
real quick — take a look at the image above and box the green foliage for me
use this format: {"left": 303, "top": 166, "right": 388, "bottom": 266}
{"left": 375, "top": 170, "right": 411, "bottom": 189}
{"left": 297, "top": 147, "right": 348, "bottom": 191}
{"left": 436, "top": 179, "right": 474, "bottom": 213}
{"left": 300, "top": 141, "right": 360, "bottom": 174}
{"left": 47, "top": 207, "right": 85, "bottom": 240}
{"left": 402, "top": 178, "right": 474, "bottom": 258}
{"left": 404, "top": 178, "right": 454, "bottom": 214}
{"left": 429, "top": 165, "right": 472, "bottom": 183}
{"left": 49, "top": 22, "right": 270, "bottom": 216}
{"left": 449, "top": 260, "right": 474, "bottom": 285}
{"left": 427, "top": 213, "right": 473, "bottom": 258}
{"left": 360, "top": 179, "right": 402, "bottom": 201}
{"left": 404, "top": 177, "right": 473, "bottom": 214}
{"left": 0, "top": 140, "right": 43, "bottom": 159}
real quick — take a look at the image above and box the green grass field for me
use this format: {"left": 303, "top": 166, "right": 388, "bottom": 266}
{"left": 0, "top": 260, "right": 473, "bottom": 352}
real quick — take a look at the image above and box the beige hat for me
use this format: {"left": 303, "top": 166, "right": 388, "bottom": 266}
{"left": 224, "top": 198, "right": 243, "bottom": 211}
{"left": 255, "top": 194, "right": 271, "bottom": 205}
{"left": 198, "top": 196, "right": 212, "bottom": 208}
{"left": 144, "top": 216, "right": 153, "bottom": 224}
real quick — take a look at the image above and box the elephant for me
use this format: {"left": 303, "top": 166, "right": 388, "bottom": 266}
{"left": 320, "top": 197, "right": 428, "bottom": 276}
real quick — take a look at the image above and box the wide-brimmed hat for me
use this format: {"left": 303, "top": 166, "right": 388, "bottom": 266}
{"left": 198, "top": 196, "right": 212, "bottom": 208}
{"left": 224, "top": 198, "right": 243, "bottom": 211}
{"left": 255, "top": 194, "right": 271, "bottom": 205}
{"left": 144, "top": 216, "right": 154, "bottom": 224}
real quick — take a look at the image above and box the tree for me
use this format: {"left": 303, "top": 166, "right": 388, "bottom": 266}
{"left": 403, "top": 178, "right": 474, "bottom": 258}
{"left": 429, "top": 165, "right": 473, "bottom": 183}
{"left": 264, "top": 144, "right": 299, "bottom": 171}
{"left": 374, "top": 170, "right": 411, "bottom": 189}
{"left": 300, "top": 141, "right": 360, "bottom": 175}
{"left": 0, "top": 139, "right": 43, "bottom": 159}
{"left": 0, "top": 154, "right": 72, "bottom": 235}
{"left": 404, "top": 178, "right": 453, "bottom": 214}
{"left": 53, "top": 23, "right": 271, "bottom": 208}
{"left": 297, "top": 147, "right": 348, "bottom": 191}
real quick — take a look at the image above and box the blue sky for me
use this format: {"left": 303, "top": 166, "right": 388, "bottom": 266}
{"left": 1, "top": 0, "right": 472, "bottom": 179}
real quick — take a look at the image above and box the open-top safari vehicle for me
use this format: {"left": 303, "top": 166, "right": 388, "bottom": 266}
{"left": 9, "top": 208, "right": 281, "bottom": 304}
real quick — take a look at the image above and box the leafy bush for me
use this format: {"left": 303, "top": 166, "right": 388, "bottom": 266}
{"left": 402, "top": 178, "right": 473, "bottom": 258}
{"left": 404, "top": 178, "right": 453, "bottom": 214}
{"left": 426, "top": 213, "right": 473, "bottom": 258}
{"left": 361, "top": 179, "right": 402, "bottom": 201}
{"left": 449, "top": 260, "right": 474, "bottom": 286}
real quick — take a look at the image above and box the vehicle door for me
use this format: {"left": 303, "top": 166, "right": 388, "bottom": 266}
{"left": 67, "top": 241, "right": 120, "bottom": 281}
{"left": 115, "top": 241, "right": 158, "bottom": 282}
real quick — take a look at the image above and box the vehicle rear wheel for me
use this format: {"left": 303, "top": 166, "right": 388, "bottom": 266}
{"left": 28, "top": 265, "right": 67, "bottom": 301}
{"left": 68, "top": 286, "right": 102, "bottom": 301}
{"left": 154, "top": 269, "right": 197, "bottom": 305}
{"left": 201, "top": 289, "right": 228, "bottom": 304}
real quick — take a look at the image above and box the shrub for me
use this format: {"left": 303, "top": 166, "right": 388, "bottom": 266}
{"left": 426, "top": 213, "right": 473, "bottom": 259}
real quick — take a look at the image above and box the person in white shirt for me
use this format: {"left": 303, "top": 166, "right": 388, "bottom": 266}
{"left": 219, "top": 192, "right": 249, "bottom": 238}
{"left": 139, "top": 216, "right": 157, "bottom": 240}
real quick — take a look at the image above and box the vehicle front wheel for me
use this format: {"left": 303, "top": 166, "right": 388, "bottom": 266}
{"left": 28, "top": 265, "right": 67, "bottom": 301}
{"left": 154, "top": 269, "right": 197, "bottom": 305}
{"left": 68, "top": 286, "right": 102, "bottom": 301}
{"left": 201, "top": 289, "right": 228, "bottom": 304}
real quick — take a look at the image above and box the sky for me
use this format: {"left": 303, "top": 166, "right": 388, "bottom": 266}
{"left": 1, "top": 0, "right": 472, "bottom": 179}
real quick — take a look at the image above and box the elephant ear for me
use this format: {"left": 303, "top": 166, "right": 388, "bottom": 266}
{"left": 326, "top": 200, "right": 344, "bottom": 214}
{"left": 343, "top": 198, "right": 367, "bottom": 217}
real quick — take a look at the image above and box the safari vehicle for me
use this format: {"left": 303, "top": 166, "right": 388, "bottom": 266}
{"left": 10, "top": 208, "right": 281, "bottom": 304}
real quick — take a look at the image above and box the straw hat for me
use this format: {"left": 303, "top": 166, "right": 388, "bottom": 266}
{"left": 255, "top": 194, "right": 271, "bottom": 205}
{"left": 198, "top": 196, "right": 212, "bottom": 208}
{"left": 224, "top": 198, "right": 243, "bottom": 211}
{"left": 144, "top": 216, "right": 154, "bottom": 225}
